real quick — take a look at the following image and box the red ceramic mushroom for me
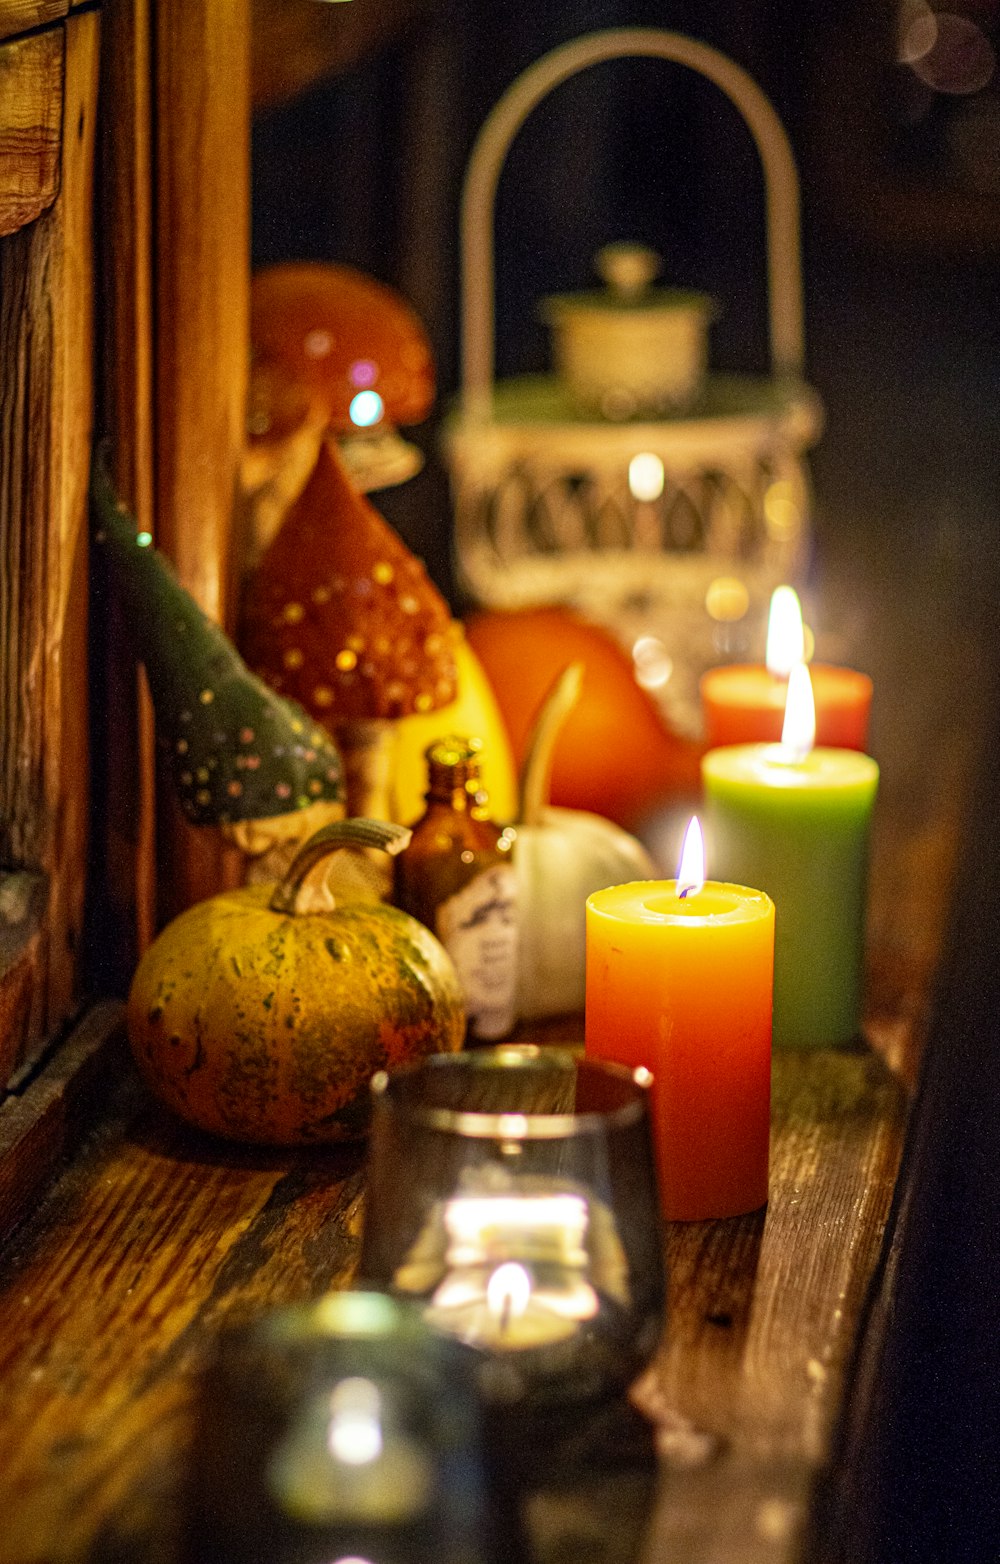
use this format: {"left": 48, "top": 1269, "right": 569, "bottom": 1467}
{"left": 243, "top": 262, "right": 436, "bottom": 556}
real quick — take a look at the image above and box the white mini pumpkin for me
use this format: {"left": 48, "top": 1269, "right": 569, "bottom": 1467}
{"left": 513, "top": 665, "right": 655, "bottom": 1020}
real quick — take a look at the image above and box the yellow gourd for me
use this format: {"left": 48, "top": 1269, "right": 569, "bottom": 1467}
{"left": 390, "top": 636, "right": 518, "bottom": 824}
{"left": 127, "top": 820, "right": 465, "bottom": 1144}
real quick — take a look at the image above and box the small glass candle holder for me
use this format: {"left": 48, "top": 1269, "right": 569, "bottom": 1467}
{"left": 185, "top": 1291, "right": 488, "bottom": 1564}
{"left": 358, "top": 1047, "right": 665, "bottom": 1415}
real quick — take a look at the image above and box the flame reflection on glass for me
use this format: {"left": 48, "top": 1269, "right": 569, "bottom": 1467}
{"left": 442, "top": 1193, "right": 589, "bottom": 1267}
{"left": 486, "top": 1261, "right": 531, "bottom": 1325}
{"left": 327, "top": 1378, "right": 384, "bottom": 1466}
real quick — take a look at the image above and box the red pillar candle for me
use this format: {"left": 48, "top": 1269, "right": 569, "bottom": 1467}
{"left": 585, "top": 820, "right": 774, "bottom": 1221}
{"left": 700, "top": 586, "right": 872, "bottom": 750}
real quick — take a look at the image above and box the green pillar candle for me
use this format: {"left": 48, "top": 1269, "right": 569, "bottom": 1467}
{"left": 702, "top": 744, "right": 879, "bottom": 1047}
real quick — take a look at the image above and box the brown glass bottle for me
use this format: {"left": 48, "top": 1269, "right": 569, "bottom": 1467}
{"left": 395, "top": 737, "right": 518, "bottom": 1041}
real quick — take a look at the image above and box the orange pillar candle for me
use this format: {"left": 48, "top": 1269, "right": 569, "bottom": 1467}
{"left": 585, "top": 821, "right": 774, "bottom": 1222}
{"left": 700, "top": 586, "right": 872, "bottom": 750}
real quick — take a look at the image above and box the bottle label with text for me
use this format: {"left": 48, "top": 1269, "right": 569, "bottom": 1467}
{"left": 436, "top": 865, "right": 519, "bottom": 1040}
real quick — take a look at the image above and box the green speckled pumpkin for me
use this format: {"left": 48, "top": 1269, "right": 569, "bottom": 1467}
{"left": 127, "top": 820, "right": 465, "bottom": 1144}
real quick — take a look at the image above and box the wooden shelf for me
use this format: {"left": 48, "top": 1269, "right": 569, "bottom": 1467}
{"left": 0, "top": 433, "right": 983, "bottom": 1562}
{"left": 0, "top": 921, "right": 954, "bottom": 1564}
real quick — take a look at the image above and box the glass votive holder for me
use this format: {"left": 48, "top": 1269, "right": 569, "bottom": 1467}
{"left": 358, "top": 1046, "right": 665, "bottom": 1417}
{"left": 185, "top": 1291, "right": 488, "bottom": 1564}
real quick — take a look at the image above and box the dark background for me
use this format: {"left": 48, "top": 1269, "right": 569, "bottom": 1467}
{"left": 251, "top": 6, "right": 1000, "bottom": 1559}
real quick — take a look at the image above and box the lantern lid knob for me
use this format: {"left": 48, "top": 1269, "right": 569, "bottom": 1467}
{"left": 594, "top": 242, "right": 662, "bottom": 300}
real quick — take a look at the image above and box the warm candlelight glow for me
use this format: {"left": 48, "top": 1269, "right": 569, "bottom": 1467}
{"left": 587, "top": 874, "right": 774, "bottom": 1219}
{"left": 628, "top": 451, "right": 665, "bottom": 501}
{"left": 486, "top": 1261, "right": 532, "bottom": 1329}
{"left": 326, "top": 1377, "right": 384, "bottom": 1465}
{"left": 779, "top": 662, "right": 816, "bottom": 761}
{"left": 765, "top": 586, "right": 806, "bottom": 677}
{"left": 676, "top": 816, "right": 706, "bottom": 899}
{"left": 443, "top": 1193, "right": 589, "bottom": 1266}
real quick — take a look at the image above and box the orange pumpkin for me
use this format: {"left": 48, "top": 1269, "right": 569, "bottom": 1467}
{"left": 465, "top": 607, "right": 702, "bottom": 830}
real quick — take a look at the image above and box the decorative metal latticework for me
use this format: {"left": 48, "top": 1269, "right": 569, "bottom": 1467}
{"left": 449, "top": 434, "right": 814, "bottom": 730}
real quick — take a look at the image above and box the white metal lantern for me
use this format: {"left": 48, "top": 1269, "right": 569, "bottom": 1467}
{"left": 443, "top": 28, "right": 823, "bottom": 732}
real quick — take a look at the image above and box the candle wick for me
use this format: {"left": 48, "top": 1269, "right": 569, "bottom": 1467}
{"left": 679, "top": 886, "right": 692, "bottom": 899}
{"left": 499, "top": 1293, "right": 512, "bottom": 1335}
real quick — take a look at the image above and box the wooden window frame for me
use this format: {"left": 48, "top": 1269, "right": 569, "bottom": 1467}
{"left": 0, "top": 0, "right": 250, "bottom": 1225}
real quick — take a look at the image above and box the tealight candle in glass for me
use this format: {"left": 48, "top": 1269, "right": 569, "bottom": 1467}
{"left": 185, "top": 1291, "right": 489, "bottom": 1564}
{"left": 358, "top": 1047, "right": 665, "bottom": 1415}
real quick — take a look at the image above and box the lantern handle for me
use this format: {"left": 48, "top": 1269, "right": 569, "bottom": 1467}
{"left": 460, "top": 27, "right": 805, "bottom": 423}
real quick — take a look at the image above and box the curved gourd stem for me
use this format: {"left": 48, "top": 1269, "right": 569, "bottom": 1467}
{"left": 518, "top": 663, "right": 584, "bottom": 828}
{"left": 270, "top": 817, "right": 412, "bottom": 915}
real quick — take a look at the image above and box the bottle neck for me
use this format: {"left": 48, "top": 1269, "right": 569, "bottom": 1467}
{"left": 425, "top": 759, "right": 489, "bottom": 815}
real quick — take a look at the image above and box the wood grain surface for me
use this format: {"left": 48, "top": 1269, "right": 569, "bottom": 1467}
{"left": 0, "top": 1003, "right": 124, "bottom": 1243}
{"left": 153, "top": 0, "right": 251, "bottom": 917}
{"left": 0, "top": 530, "right": 978, "bottom": 1563}
{"left": 95, "top": 0, "right": 158, "bottom": 970}
{"left": 0, "top": 11, "right": 98, "bottom": 1079}
{"left": 0, "top": 0, "right": 68, "bottom": 49}
{"left": 0, "top": 540, "right": 977, "bottom": 1564}
{"left": 0, "top": 1034, "right": 905, "bottom": 1564}
{"left": 0, "top": 1064, "right": 367, "bottom": 1564}
{"left": 0, "top": 26, "right": 62, "bottom": 237}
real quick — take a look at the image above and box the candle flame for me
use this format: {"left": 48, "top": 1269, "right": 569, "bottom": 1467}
{"left": 780, "top": 662, "right": 816, "bottom": 760}
{"left": 765, "top": 586, "right": 806, "bottom": 677}
{"left": 487, "top": 1262, "right": 532, "bottom": 1330}
{"left": 676, "top": 816, "right": 706, "bottom": 899}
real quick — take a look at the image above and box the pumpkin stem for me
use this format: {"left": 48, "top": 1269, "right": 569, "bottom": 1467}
{"left": 518, "top": 663, "right": 585, "bottom": 827}
{"left": 270, "top": 817, "right": 412, "bottom": 915}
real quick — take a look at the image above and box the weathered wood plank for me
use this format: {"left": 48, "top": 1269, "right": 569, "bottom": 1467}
{"left": 0, "top": 408, "right": 980, "bottom": 1564}
{"left": 634, "top": 1048, "right": 907, "bottom": 1564}
{"left": 0, "top": 1, "right": 66, "bottom": 50}
{"left": 153, "top": 0, "right": 250, "bottom": 916}
{"left": 0, "top": 1002, "right": 124, "bottom": 1241}
{"left": 0, "top": 1037, "right": 905, "bottom": 1564}
{"left": 0, "top": 622, "right": 973, "bottom": 1564}
{"left": 0, "top": 26, "right": 62, "bottom": 237}
{"left": 0, "top": 11, "right": 98, "bottom": 1077}
{"left": 0, "top": 1075, "right": 365, "bottom": 1564}
{"left": 0, "top": 872, "right": 46, "bottom": 1085}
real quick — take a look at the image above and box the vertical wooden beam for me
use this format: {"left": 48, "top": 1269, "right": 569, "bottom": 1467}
{"left": 0, "top": 11, "right": 98, "bottom": 1074}
{"left": 46, "top": 13, "right": 99, "bottom": 1027}
{"left": 153, "top": 0, "right": 251, "bottom": 913}
{"left": 98, "top": 0, "right": 157, "bottom": 964}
